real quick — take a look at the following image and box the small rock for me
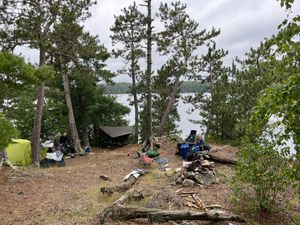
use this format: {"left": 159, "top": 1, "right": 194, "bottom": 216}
{"left": 182, "top": 179, "right": 195, "bottom": 187}
{"left": 203, "top": 154, "right": 210, "bottom": 159}
{"left": 213, "top": 177, "right": 220, "bottom": 184}
{"left": 201, "top": 160, "right": 210, "bottom": 167}
{"left": 99, "top": 175, "right": 111, "bottom": 181}
{"left": 175, "top": 167, "right": 182, "bottom": 173}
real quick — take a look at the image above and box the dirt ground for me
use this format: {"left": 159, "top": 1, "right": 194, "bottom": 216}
{"left": 0, "top": 142, "right": 298, "bottom": 225}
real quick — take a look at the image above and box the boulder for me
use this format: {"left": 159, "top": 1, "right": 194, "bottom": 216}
{"left": 186, "top": 171, "right": 195, "bottom": 179}
{"left": 182, "top": 179, "right": 195, "bottom": 187}
{"left": 194, "top": 171, "right": 214, "bottom": 186}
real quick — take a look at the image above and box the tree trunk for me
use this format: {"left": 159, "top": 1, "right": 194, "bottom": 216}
{"left": 145, "top": 0, "right": 153, "bottom": 145}
{"left": 31, "top": 48, "right": 46, "bottom": 165}
{"left": 62, "top": 73, "right": 82, "bottom": 153}
{"left": 157, "top": 74, "right": 181, "bottom": 137}
{"left": 130, "top": 27, "right": 139, "bottom": 143}
{"left": 31, "top": 82, "right": 45, "bottom": 164}
{"left": 99, "top": 205, "right": 246, "bottom": 224}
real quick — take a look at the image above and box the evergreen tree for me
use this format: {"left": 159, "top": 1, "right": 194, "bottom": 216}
{"left": 0, "top": 0, "right": 95, "bottom": 163}
{"left": 156, "top": 1, "right": 220, "bottom": 137}
{"left": 110, "top": 2, "right": 146, "bottom": 143}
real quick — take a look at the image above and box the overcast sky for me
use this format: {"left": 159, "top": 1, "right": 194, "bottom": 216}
{"left": 17, "top": 0, "right": 298, "bottom": 82}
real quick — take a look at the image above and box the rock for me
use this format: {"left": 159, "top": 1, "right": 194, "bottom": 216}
{"left": 99, "top": 175, "right": 111, "bottom": 181}
{"left": 182, "top": 179, "right": 195, "bottom": 187}
{"left": 213, "top": 177, "right": 220, "bottom": 184}
{"left": 201, "top": 160, "right": 210, "bottom": 167}
{"left": 203, "top": 154, "right": 210, "bottom": 159}
{"left": 209, "top": 162, "right": 215, "bottom": 169}
{"left": 186, "top": 171, "right": 195, "bottom": 179}
{"left": 175, "top": 178, "right": 184, "bottom": 185}
{"left": 194, "top": 171, "right": 215, "bottom": 186}
{"left": 202, "top": 171, "right": 214, "bottom": 186}
{"left": 182, "top": 161, "right": 193, "bottom": 168}
{"left": 194, "top": 167, "right": 202, "bottom": 172}
{"left": 194, "top": 175, "right": 204, "bottom": 185}
{"left": 175, "top": 167, "right": 182, "bottom": 173}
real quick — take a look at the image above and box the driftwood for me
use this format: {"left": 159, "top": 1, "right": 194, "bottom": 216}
{"left": 208, "top": 154, "right": 237, "bottom": 165}
{"left": 100, "top": 175, "right": 137, "bottom": 196}
{"left": 99, "top": 205, "right": 246, "bottom": 224}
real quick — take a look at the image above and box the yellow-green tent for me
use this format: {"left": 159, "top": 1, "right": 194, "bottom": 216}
{"left": 6, "top": 139, "right": 32, "bottom": 166}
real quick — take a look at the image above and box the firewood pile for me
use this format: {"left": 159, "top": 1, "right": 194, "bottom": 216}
{"left": 175, "top": 189, "right": 223, "bottom": 211}
{"left": 175, "top": 158, "right": 218, "bottom": 187}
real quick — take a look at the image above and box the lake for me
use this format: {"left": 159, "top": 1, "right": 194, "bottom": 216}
{"left": 114, "top": 93, "right": 203, "bottom": 139}
{"left": 114, "top": 94, "right": 296, "bottom": 155}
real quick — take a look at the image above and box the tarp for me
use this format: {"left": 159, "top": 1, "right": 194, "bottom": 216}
{"left": 5, "top": 139, "right": 32, "bottom": 166}
{"left": 99, "top": 126, "right": 133, "bottom": 138}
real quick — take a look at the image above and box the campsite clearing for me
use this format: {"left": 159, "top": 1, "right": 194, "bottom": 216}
{"left": 0, "top": 143, "right": 299, "bottom": 225}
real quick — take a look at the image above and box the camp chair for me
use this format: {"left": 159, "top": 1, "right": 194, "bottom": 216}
{"left": 185, "top": 130, "right": 197, "bottom": 143}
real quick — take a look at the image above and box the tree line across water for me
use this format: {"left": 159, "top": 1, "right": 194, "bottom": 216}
{"left": 0, "top": 0, "right": 299, "bottom": 217}
{"left": 104, "top": 81, "right": 207, "bottom": 94}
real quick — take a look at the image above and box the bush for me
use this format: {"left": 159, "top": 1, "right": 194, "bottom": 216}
{"left": 231, "top": 140, "right": 291, "bottom": 213}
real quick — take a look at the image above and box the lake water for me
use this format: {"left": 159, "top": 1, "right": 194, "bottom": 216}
{"left": 115, "top": 94, "right": 296, "bottom": 155}
{"left": 114, "top": 93, "right": 203, "bottom": 139}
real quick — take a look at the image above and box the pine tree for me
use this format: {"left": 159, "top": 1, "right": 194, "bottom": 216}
{"left": 110, "top": 2, "right": 146, "bottom": 143}
{"left": 156, "top": 1, "right": 220, "bottom": 137}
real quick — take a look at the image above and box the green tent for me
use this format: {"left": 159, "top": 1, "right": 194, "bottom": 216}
{"left": 6, "top": 139, "right": 32, "bottom": 166}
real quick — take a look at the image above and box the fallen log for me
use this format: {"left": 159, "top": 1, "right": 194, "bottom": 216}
{"left": 99, "top": 205, "right": 246, "bottom": 224}
{"left": 208, "top": 154, "right": 237, "bottom": 165}
{"left": 100, "top": 175, "right": 137, "bottom": 196}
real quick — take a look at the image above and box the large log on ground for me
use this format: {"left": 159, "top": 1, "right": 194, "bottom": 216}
{"left": 208, "top": 154, "right": 237, "bottom": 165}
{"left": 99, "top": 205, "right": 246, "bottom": 224}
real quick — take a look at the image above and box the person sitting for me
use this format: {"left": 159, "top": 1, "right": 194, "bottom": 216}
{"left": 53, "top": 132, "right": 61, "bottom": 152}
{"left": 59, "top": 132, "right": 69, "bottom": 154}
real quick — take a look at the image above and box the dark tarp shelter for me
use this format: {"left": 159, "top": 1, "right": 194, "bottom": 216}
{"left": 99, "top": 126, "right": 133, "bottom": 147}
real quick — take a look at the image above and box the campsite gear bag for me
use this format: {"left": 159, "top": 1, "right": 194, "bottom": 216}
{"left": 147, "top": 150, "right": 160, "bottom": 158}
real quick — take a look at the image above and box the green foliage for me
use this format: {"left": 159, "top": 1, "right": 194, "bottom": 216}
{"left": 0, "top": 52, "right": 38, "bottom": 104}
{"left": 187, "top": 43, "right": 234, "bottom": 140}
{"left": 232, "top": 140, "right": 291, "bottom": 213}
{"left": 233, "top": 0, "right": 300, "bottom": 214}
{"left": 152, "top": 61, "right": 180, "bottom": 136}
{"left": 153, "top": 1, "right": 220, "bottom": 137}
{"left": 0, "top": 113, "right": 18, "bottom": 150}
{"left": 277, "top": 0, "right": 295, "bottom": 9}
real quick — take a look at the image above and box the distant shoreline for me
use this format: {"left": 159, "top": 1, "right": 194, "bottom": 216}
{"left": 104, "top": 81, "right": 207, "bottom": 94}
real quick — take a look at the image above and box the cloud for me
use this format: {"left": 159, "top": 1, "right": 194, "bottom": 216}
{"left": 15, "top": 0, "right": 292, "bottom": 82}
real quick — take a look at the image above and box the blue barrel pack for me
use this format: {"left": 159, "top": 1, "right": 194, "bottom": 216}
{"left": 178, "top": 143, "right": 190, "bottom": 160}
